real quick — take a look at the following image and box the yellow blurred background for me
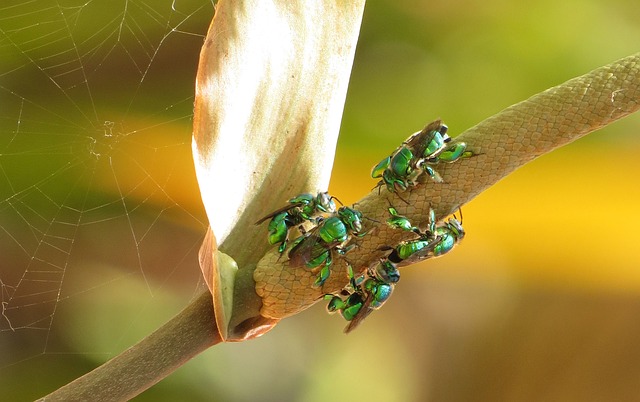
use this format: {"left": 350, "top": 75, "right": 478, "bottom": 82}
{"left": 1, "top": 0, "right": 639, "bottom": 401}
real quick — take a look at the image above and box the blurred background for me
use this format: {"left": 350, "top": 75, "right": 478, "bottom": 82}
{"left": 1, "top": 0, "right": 639, "bottom": 401}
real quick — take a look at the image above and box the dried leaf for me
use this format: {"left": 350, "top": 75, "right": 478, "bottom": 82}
{"left": 192, "top": 0, "right": 366, "bottom": 340}
{"left": 198, "top": 229, "right": 238, "bottom": 339}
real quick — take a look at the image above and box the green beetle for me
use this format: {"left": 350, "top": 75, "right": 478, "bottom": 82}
{"left": 403, "top": 120, "right": 450, "bottom": 160}
{"left": 405, "top": 121, "right": 474, "bottom": 164}
{"left": 255, "top": 192, "right": 338, "bottom": 254}
{"left": 327, "top": 207, "right": 466, "bottom": 333}
{"left": 288, "top": 206, "right": 364, "bottom": 287}
{"left": 372, "top": 120, "right": 474, "bottom": 193}
{"left": 371, "top": 120, "right": 449, "bottom": 192}
{"left": 436, "top": 141, "right": 473, "bottom": 162}
{"left": 386, "top": 206, "right": 421, "bottom": 233}
{"left": 429, "top": 217, "right": 465, "bottom": 257}
{"left": 385, "top": 208, "right": 465, "bottom": 264}
{"left": 325, "top": 259, "right": 400, "bottom": 333}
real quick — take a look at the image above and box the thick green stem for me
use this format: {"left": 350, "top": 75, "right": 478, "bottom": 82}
{"left": 255, "top": 52, "right": 640, "bottom": 318}
{"left": 39, "top": 53, "right": 639, "bottom": 400}
{"left": 39, "top": 291, "right": 219, "bottom": 402}
{"left": 38, "top": 51, "right": 640, "bottom": 402}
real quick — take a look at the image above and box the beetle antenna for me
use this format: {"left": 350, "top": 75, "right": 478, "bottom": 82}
{"left": 394, "top": 191, "right": 409, "bottom": 205}
{"left": 362, "top": 216, "right": 381, "bottom": 224}
{"left": 386, "top": 197, "right": 397, "bottom": 210}
{"left": 372, "top": 181, "right": 384, "bottom": 194}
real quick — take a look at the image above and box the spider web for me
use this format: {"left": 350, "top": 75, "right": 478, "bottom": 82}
{"left": 0, "top": 0, "right": 213, "bottom": 375}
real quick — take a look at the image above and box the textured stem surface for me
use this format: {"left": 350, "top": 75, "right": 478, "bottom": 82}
{"left": 255, "top": 53, "right": 640, "bottom": 318}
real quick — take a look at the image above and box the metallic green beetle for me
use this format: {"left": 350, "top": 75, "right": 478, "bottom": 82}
{"left": 371, "top": 120, "right": 449, "bottom": 192}
{"left": 428, "top": 217, "right": 465, "bottom": 257}
{"left": 288, "top": 206, "right": 364, "bottom": 287}
{"left": 436, "top": 141, "right": 473, "bottom": 162}
{"left": 386, "top": 206, "right": 421, "bottom": 233}
{"left": 327, "top": 207, "right": 466, "bottom": 333}
{"left": 371, "top": 120, "right": 474, "bottom": 193}
{"left": 325, "top": 259, "right": 400, "bottom": 333}
{"left": 255, "top": 192, "right": 337, "bottom": 254}
{"left": 385, "top": 208, "right": 465, "bottom": 264}
{"left": 406, "top": 122, "right": 474, "bottom": 164}
{"left": 403, "top": 120, "right": 451, "bottom": 161}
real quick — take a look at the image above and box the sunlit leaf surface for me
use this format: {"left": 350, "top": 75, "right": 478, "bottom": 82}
{"left": 192, "top": 0, "right": 365, "bottom": 339}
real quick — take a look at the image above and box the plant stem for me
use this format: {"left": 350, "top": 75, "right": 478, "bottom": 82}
{"left": 255, "top": 52, "right": 640, "bottom": 319}
{"left": 40, "top": 52, "right": 640, "bottom": 401}
{"left": 39, "top": 290, "right": 219, "bottom": 402}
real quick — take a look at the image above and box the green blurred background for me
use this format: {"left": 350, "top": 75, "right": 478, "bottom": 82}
{"left": 1, "top": 1, "right": 639, "bottom": 401}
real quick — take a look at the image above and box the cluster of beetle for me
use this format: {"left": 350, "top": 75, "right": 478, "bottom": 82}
{"left": 256, "top": 120, "right": 472, "bottom": 332}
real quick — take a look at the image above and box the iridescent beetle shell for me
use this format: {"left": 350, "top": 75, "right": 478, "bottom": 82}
{"left": 288, "top": 206, "right": 365, "bottom": 287}
{"left": 256, "top": 191, "right": 337, "bottom": 254}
